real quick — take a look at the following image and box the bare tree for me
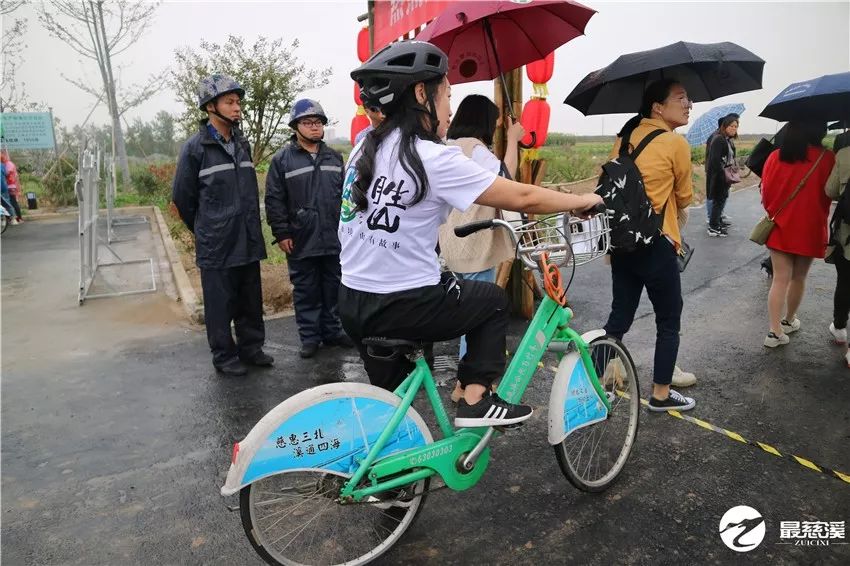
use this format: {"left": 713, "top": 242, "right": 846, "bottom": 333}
{"left": 38, "top": 1, "right": 161, "bottom": 186}
{"left": 1, "top": 1, "right": 32, "bottom": 111}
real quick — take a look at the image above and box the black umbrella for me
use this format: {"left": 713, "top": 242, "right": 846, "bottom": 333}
{"left": 760, "top": 72, "right": 850, "bottom": 122}
{"left": 829, "top": 120, "right": 848, "bottom": 131}
{"left": 564, "top": 41, "right": 765, "bottom": 115}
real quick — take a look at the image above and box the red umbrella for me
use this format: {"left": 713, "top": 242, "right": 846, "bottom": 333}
{"left": 418, "top": 0, "right": 596, "bottom": 90}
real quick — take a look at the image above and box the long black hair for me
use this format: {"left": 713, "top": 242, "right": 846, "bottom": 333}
{"left": 447, "top": 94, "right": 499, "bottom": 145}
{"left": 779, "top": 120, "right": 826, "bottom": 163}
{"left": 617, "top": 78, "right": 681, "bottom": 139}
{"left": 352, "top": 77, "right": 445, "bottom": 213}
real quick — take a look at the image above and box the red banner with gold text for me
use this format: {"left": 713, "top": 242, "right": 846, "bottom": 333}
{"left": 373, "top": 0, "right": 450, "bottom": 49}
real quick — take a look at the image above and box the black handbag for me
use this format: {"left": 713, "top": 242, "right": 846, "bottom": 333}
{"left": 677, "top": 240, "right": 694, "bottom": 272}
{"left": 746, "top": 137, "right": 776, "bottom": 178}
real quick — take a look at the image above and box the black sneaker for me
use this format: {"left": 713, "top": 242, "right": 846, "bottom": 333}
{"left": 707, "top": 226, "right": 728, "bottom": 238}
{"left": 454, "top": 391, "right": 533, "bottom": 427}
{"left": 648, "top": 389, "right": 695, "bottom": 412}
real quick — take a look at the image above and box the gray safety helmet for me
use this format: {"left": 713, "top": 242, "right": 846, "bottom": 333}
{"left": 197, "top": 74, "right": 245, "bottom": 110}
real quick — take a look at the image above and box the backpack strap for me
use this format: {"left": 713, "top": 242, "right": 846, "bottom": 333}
{"left": 627, "top": 129, "right": 667, "bottom": 161}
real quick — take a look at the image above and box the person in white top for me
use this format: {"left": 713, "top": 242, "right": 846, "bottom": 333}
{"left": 438, "top": 94, "right": 525, "bottom": 401}
{"left": 342, "top": 41, "right": 602, "bottom": 428}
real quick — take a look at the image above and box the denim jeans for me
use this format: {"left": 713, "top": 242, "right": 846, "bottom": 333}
{"left": 603, "top": 238, "right": 683, "bottom": 385}
{"left": 458, "top": 268, "right": 497, "bottom": 360}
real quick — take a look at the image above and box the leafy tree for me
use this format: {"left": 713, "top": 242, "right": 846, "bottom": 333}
{"left": 171, "top": 35, "right": 331, "bottom": 163}
{"left": 152, "top": 110, "right": 177, "bottom": 156}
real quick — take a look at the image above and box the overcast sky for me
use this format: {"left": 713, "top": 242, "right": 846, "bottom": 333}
{"left": 10, "top": 0, "right": 850, "bottom": 137}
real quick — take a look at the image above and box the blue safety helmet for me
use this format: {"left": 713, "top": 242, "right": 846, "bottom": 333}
{"left": 289, "top": 99, "right": 328, "bottom": 128}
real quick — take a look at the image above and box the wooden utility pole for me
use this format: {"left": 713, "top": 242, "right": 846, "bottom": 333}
{"left": 493, "top": 68, "right": 537, "bottom": 319}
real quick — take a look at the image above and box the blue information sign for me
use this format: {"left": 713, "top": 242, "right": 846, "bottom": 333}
{"left": 1, "top": 112, "right": 57, "bottom": 150}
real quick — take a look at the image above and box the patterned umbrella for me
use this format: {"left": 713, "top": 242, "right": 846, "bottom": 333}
{"left": 685, "top": 103, "right": 745, "bottom": 146}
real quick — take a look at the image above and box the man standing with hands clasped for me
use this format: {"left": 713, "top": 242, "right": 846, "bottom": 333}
{"left": 173, "top": 75, "right": 273, "bottom": 377}
{"left": 266, "top": 99, "right": 354, "bottom": 359}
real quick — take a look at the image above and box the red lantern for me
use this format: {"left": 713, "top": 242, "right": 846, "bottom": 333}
{"left": 357, "top": 27, "right": 370, "bottom": 63}
{"left": 351, "top": 113, "right": 370, "bottom": 146}
{"left": 526, "top": 52, "right": 555, "bottom": 84}
{"left": 520, "top": 99, "right": 550, "bottom": 148}
{"left": 354, "top": 82, "right": 362, "bottom": 106}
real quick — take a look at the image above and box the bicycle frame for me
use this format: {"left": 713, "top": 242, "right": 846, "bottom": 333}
{"left": 339, "top": 294, "right": 611, "bottom": 502}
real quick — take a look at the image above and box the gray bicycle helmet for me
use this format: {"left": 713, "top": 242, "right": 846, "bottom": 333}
{"left": 351, "top": 40, "right": 448, "bottom": 111}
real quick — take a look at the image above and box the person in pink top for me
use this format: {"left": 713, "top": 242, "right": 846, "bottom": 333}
{"left": 0, "top": 150, "right": 23, "bottom": 223}
{"left": 760, "top": 121, "right": 835, "bottom": 348}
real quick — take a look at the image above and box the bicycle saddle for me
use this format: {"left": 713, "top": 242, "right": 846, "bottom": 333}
{"left": 361, "top": 337, "right": 424, "bottom": 358}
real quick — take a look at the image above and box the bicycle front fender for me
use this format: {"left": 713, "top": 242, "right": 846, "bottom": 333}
{"left": 578, "top": 328, "right": 606, "bottom": 347}
{"left": 221, "top": 383, "right": 433, "bottom": 496}
{"left": 547, "top": 351, "right": 609, "bottom": 446}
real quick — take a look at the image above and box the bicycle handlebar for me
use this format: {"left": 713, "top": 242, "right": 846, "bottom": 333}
{"left": 453, "top": 203, "right": 607, "bottom": 240}
{"left": 453, "top": 219, "right": 495, "bottom": 238}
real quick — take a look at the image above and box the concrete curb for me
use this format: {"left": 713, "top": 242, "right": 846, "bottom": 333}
{"left": 24, "top": 205, "right": 157, "bottom": 219}
{"left": 151, "top": 206, "right": 204, "bottom": 325}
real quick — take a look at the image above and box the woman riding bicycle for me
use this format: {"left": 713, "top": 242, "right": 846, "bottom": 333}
{"left": 340, "top": 40, "right": 602, "bottom": 428}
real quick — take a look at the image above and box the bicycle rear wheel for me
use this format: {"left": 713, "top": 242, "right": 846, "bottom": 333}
{"left": 554, "top": 336, "right": 640, "bottom": 492}
{"left": 238, "top": 385, "right": 433, "bottom": 566}
{"left": 241, "top": 470, "right": 429, "bottom": 566}
{"left": 737, "top": 156, "right": 752, "bottom": 179}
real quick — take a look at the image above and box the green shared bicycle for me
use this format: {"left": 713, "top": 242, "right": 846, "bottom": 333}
{"left": 221, "top": 212, "right": 641, "bottom": 566}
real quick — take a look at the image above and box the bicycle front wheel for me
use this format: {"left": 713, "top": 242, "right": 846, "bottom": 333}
{"left": 554, "top": 336, "right": 640, "bottom": 492}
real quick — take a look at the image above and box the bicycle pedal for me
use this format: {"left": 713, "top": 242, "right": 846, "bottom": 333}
{"left": 494, "top": 423, "right": 524, "bottom": 432}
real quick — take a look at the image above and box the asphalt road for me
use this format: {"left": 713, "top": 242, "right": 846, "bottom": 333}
{"left": 2, "top": 188, "right": 848, "bottom": 565}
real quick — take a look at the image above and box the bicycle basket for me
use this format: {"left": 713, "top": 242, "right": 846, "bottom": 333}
{"left": 512, "top": 213, "right": 611, "bottom": 270}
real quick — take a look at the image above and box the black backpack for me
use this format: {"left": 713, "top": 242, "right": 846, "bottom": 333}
{"left": 596, "top": 129, "right": 666, "bottom": 253}
{"left": 828, "top": 182, "right": 850, "bottom": 257}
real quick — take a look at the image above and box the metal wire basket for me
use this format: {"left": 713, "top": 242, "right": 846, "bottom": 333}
{"left": 511, "top": 213, "right": 611, "bottom": 270}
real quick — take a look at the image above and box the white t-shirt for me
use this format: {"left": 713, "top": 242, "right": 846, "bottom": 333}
{"left": 469, "top": 144, "right": 501, "bottom": 174}
{"left": 339, "top": 129, "right": 497, "bottom": 293}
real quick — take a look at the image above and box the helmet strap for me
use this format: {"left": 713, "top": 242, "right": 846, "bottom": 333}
{"left": 425, "top": 89, "right": 439, "bottom": 136}
{"left": 208, "top": 99, "right": 241, "bottom": 130}
{"left": 295, "top": 125, "right": 324, "bottom": 146}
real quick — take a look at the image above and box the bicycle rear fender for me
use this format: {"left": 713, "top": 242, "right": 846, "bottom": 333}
{"left": 547, "top": 330, "right": 608, "bottom": 446}
{"left": 221, "top": 383, "right": 433, "bottom": 496}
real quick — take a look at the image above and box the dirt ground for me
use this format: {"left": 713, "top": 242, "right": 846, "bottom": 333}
{"left": 167, "top": 210, "right": 293, "bottom": 315}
